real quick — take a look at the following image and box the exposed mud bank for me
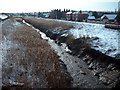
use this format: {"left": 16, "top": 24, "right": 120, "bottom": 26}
{"left": 23, "top": 18, "right": 120, "bottom": 88}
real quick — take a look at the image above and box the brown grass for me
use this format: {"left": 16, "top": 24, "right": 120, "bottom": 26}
{"left": 2, "top": 18, "right": 71, "bottom": 88}
{"left": 23, "top": 17, "right": 74, "bottom": 31}
{"left": 15, "top": 18, "right": 23, "bottom": 22}
{"left": 22, "top": 17, "right": 90, "bottom": 50}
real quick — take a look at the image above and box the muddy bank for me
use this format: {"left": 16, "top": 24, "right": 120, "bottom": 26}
{"left": 23, "top": 17, "right": 120, "bottom": 88}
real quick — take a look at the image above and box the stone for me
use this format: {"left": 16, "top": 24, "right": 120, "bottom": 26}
{"left": 107, "top": 64, "right": 114, "bottom": 70}
{"left": 88, "top": 63, "right": 93, "bottom": 69}
{"left": 80, "top": 70, "right": 86, "bottom": 75}
{"left": 92, "top": 70, "right": 99, "bottom": 76}
{"left": 87, "top": 60, "right": 91, "bottom": 65}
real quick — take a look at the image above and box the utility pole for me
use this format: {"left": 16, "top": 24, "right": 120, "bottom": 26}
{"left": 118, "top": 1, "right": 120, "bottom": 12}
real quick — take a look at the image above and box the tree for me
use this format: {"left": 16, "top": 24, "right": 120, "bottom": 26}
{"left": 38, "top": 12, "right": 42, "bottom": 17}
{"left": 92, "top": 11, "right": 98, "bottom": 18}
{"left": 50, "top": 9, "right": 64, "bottom": 19}
{"left": 49, "top": 9, "right": 71, "bottom": 19}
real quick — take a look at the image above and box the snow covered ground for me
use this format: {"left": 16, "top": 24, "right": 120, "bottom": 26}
{"left": 33, "top": 17, "right": 120, "bottom": 58}
{"left": 70, "top": 22, "right": 120, "bottom": 58}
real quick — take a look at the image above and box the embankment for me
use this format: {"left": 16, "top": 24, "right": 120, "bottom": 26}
{"left": 23, "top": 17, "right": 120, "bottom": 88}
{"left": 2, "top": 17, "right": 72, "bottom": 88}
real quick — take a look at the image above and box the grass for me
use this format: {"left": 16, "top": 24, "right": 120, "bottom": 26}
{"left": 2, "top": 18, "right": 71, "bottom": 88}
{"left": 22, "top": 17, "right": 91, "bottom": 50}
{"left": 23, "top": 17, "right": 74, "bottom": 31}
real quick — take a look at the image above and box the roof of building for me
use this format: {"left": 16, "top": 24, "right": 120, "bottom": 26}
{"left": 66, "top": 12, "right": 72, "bottom": 14}
{"left": 88, "top": 16, "right": 95, "bottom": 20}
{"left": 101, "top": 14, "right": 117, "bottom": 20}
{"left": 81, "top": 11, "right": 89, "bottom": 14}
{"left": 72, "top": 12, "right": 80, "bottom": 14}
{"left": 43, "top": 13, "right": 50, "bottom": 17}
{"left": 0, "top": 14, "right": 8, "bottom": 20}
{"left": 72, "top": 11, "right": 89, "bottom": 15}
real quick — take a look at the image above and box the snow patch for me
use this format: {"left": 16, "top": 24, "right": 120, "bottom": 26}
{"left": 70, "top": 22, "right": 119, "bottom": 58}
{"left": 0, "top": 14, "right": 8, "bottom": 20}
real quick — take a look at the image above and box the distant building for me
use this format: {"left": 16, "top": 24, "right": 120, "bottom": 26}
{"left": 101, "top": 14, "right": 117, "bottom": 22}
{"left": 88, "top": 11, "right": 93, "bottom": 16}
{"left": 43, "top": 12, "right": 50, "bottom": 18}
{"left": 118, "top": 1, "right": 120, "bottom": 11}
{"left": 72, "top": 12, "right": 79, "bottom": 21}
{"left": 66, "top": 11, "right": 88, "bottom": 22}
{"left": 78, "top": 11, "right": 89, "bottom": 22}
{"left": 87, "top": 16, "right": 95, "bottom": 21}
{"left": 66, "top": 12, "right": 72, "bottom": 21}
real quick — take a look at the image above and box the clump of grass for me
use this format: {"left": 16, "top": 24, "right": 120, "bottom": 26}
{"left": 15, "top": 18, "right": 23, "bottom": 22}
{"left": 23, "top": 17, "right": 74, "bottom": 31}
{"left": 66, "top": 34, "right": 75, "bottom": 44}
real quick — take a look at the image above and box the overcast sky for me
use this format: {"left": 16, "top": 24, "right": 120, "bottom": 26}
{"left": 0, "top": 0, "right": 119, "bottom": 13}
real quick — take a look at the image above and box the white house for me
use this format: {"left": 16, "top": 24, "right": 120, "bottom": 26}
{"left": 72, "top": 12, "right": 80, "bottom": 21}
{"left": 66, "top": 11, "right": 89, "bottom": 21}
{"left": 66, "top": 12, "right": 72, "bottom": 21}
{"left": 101, "top": 14, "right": 117, "bottom": 22}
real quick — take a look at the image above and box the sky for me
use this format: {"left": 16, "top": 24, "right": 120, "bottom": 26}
{"left": 0, "top": 0, "right": 119, "bottom": 13}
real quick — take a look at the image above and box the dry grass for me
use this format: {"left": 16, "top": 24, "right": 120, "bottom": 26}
{"left": 23, "top": 17, "right": 74, "bottom": 31}
{"left": 15, "top": 18, "right": 23, "bottom": 22}
{"left": 2, "top": 18, "right": 71, "bottom": 88}
{"left": 22, "top": 17, "right": 90, "bottom": 50}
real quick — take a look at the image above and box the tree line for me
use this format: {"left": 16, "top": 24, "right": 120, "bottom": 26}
{"left": 49, "top": 9, "right": 71, "bottom": 19}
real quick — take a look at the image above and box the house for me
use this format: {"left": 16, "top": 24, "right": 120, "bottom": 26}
{"left": 66, "top": 12, "right": 72, "bottom": 21}
{"left": 88, "top": 11, "right": 93, "bottom": 16}
{"left": 101, "top": 14, "right": 117, "bottom": 22}
{"left": 43, "top": 12, "right": 50, "bottom": 18}
{"left": 87, "top": 16, "right": 95, "bottom": 21}
{"left": 78, "top": 11, "right": 89, "bottom": 22}
{"left": 72, "top": 12, "right": 79, "bottom": 21}
{"left": 66, "top": 11, "right": 88, "bottom": 22}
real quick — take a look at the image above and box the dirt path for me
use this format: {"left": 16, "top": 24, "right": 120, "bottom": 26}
{"left": 23, "top": 20, "right": 107, "bottom": 88}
